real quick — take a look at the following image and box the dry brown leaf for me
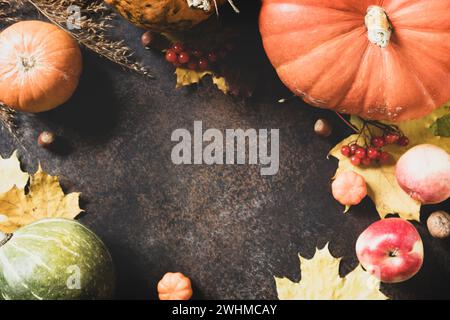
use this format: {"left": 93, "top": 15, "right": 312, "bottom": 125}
{"left": 0, "top": 151, "right": 28, "bottom": 194}
{"left": 275, "top": 244, "right": 387, "bottom": 300}
{"left": 0, "top": 166, "right": 83, "bottom": 233}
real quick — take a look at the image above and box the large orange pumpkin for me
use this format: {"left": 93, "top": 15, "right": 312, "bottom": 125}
{"left": 259, "top": 0, "right": 450, "bottom": 121}
{"left": 0, "top": 21, "right": 82, "bottom": 113}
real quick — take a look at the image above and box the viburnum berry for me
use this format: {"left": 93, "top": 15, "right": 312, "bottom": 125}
{"left": 398, "top": 136, "right": 410, "bottom": 147}
{"left": 371, "top": 136, "right": 385, "bottom": 148}
{"left": 349, "top": 143, "right": 359, "bottom": 155}
{"left": 354, "top": 147, "right": 367, "bottom": 159}
{"left": 350, "top": 155, "right": 362, "bottom": 166}
{"left": 361, "top": 157, "right": 372, "bottom": 166}
{"left": 207, "top": 52, "right": 218, "bottom": 62}
{"left": 384, "top": 133, "right": 400, "bottom": 144}
{"left": 341, "top": 146, "right": 351, "bottom": 157}
{"left": 191, "top": 49, "right": 203, "bottom": 58}
{"left": 367, "top": 147, "right": 380, "bottom": 160}
{"left": 178, "top": 52, "right": 190, "bottom": 64}
{"left": 165, "top": 49, "right": 178, "bottom": 63}
{"left": 198, "top": 58, "right": 209, "bottom": 70}
{"left": 172, "top": 42, "right": 184, "bottom": 54}
{"left": 379, "top": 151, "right": 391, "bottom": 164}
{"left": 187, "top": 60, "right": 198, "bottom": 70}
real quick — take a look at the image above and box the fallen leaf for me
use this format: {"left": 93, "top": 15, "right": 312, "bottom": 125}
{"left": 0, "top": 151, "right": 28, "bottom": 194}
{"left": 212, "top": 76, "right": 229, "bottom": 94}
{"left": 330, "top": 105, "right": 450, "bottom": 221}
{"left": 175, "top": 68, "right": 212, "bottom": 88}
{"left": 175, "top": 68, "right": 229, "bottom": 94}
{"left": 0, "top": 166, "right": 83, "bottom": 233}
{"left": 275, "top": 244, "right": 387, "bottom": 300}
{"left": 430, "top": 113, "right": 450, "bottom": 137}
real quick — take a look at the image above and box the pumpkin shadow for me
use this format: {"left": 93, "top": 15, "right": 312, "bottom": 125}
{"left": 36, "top": 52, "right": 120, "bottom": 151}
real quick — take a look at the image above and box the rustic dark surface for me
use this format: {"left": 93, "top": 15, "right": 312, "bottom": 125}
{"left": 2, "top": 1, "right": 449, "bottom": 300}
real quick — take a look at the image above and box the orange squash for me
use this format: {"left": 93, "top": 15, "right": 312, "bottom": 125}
{"left": 259, "top": 0, "right": 450, "bottom": 121}
{"left": 157, "top": 272, "right": 193, "bottom": 300}
{"left": 0, "top": 21, "right": 82, "bottom": 113}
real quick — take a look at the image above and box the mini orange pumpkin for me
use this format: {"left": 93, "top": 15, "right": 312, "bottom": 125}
{"left": 0, "top": 21, "right": 82, "bottom": 113}
{"left": 157, "top": 272, "right": 193, "bottom": 300}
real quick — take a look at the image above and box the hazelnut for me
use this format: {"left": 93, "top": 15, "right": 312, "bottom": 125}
{"left": 38, "top": 131, "right": 56, "bottom": 148}
{"left": 314, "top": 118, "right": 332, "bottom": 137}
{"left": 141, "top": 31, "right": 169, "bottom": 50}
{"left": 427, "top": 211, "right": 450, "bottom": 239}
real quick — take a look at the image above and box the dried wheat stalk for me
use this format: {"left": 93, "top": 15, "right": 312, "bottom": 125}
{"left": 27, "top": 0, "right": 153, "bottom": 77}
{"left": 0, "top": 103, "right": 19, "bottom": 139}
{"left": 0, "top": 0, "right": 25, "bottom": 26}
{"left": 0, "top": 1, "right": 20, "bottom": 140}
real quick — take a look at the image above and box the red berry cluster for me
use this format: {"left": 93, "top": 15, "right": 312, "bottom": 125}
{"left": 165, "top": 41, "right": 232, "bottom": 72}
{"left": 341, "top": 133, "right": 409, "bottom": 167}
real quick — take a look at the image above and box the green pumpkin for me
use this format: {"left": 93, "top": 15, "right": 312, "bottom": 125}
{"left": 0, "top": 218, "right": 115, "bottom": 300}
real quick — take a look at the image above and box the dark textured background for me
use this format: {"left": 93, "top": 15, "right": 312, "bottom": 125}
{"left": 2, "top": 1, "right": 449, "bottom": 299}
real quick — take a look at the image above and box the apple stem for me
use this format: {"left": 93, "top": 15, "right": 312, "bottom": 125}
{"left": 389, "top": 249, "right": 399, "bottom": 257}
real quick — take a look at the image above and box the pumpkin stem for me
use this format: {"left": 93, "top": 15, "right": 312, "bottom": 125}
{"left": 0, "top": 232, "right": 12, "bottom": 247}
{"left": 365, "top": 6, "right": 392, "bottom": 48}
{"left": 18, "top": 56, "right": 36, "bottom": 72}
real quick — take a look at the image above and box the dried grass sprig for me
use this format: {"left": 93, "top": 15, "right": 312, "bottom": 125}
{"left": 0, "top": 0, "right": 25, "bottom": 26}
{"left": 27, "top": 0, "right": 153, "bottom": 78}
{"left": 226, "top": 0, "right": 240, "bottom": 13}
{"left": 213, "top": 0, "right": 240, "bottom": 14}
{"left": 0, "top": 103, "right": 19, "bottom": 140}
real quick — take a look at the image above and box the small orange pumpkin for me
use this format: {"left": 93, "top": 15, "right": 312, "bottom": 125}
{"left": 157, "top": 272, "right": 193, "bottom": 300}
{"left": 0, "top": 21, "right": 82, "bottom": 113}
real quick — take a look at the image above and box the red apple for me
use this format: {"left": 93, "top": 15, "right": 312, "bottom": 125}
{"left": 356, "top": 218, "right": 423, "bottom": 283}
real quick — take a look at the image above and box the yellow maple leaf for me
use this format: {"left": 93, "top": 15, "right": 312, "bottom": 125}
{"left": 175, "top": 68, "right": 229, "bottom": 94}
{"left": 0, "top": 151, "right": 29, "bottom": 194}
{"left": 175, "top": 68, "right": 212, "bottom": 88}
{"left": 212, "top": 76, "right": 229, "bottom": 94}
{"left": 275, "top": 244, "right": 387, "bottom": 300}
{"left": 330, "top": 105, "right": 450, "bottom": 221}
{"left": 0, "top": 166, "right": 83, "bottom": 233}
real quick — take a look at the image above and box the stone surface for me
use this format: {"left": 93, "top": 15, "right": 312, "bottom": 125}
{"left": 1, "top": 1, "right": 449, "bottom": 299}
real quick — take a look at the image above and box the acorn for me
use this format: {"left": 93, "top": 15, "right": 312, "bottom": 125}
{"left": 314, "top": 118, "right": 332, "bottom": 137}
{"left": 38, "top": 131, "right": 56, "bottom": 148}
{"left": 140, "top": 31, "right": 169, "bottom": 51}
